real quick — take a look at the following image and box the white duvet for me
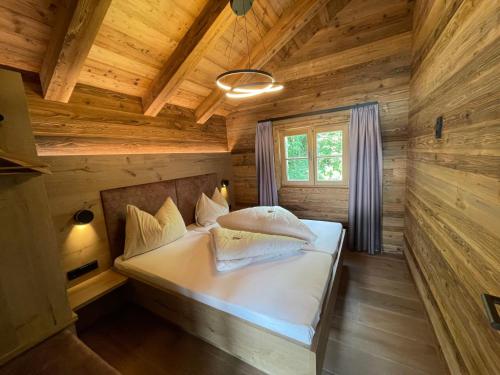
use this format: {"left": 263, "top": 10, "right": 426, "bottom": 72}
{"left": 211, "top": 227, "right": 306, "bottom": 260}
{"left": 217, "top": 206, "right": 317, "bottom": 243}
{"left": 192, "top": 220, "right": 343, "bottom": 254}
{"left": 210, "top": 227, "right": 306, "bottom": 272}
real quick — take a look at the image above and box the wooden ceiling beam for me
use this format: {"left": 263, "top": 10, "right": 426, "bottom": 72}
{"left": 40, "top": 0, "right": 111, "bottom": 103}
{"left": 194, "top": 0, "right": 351, "bottom": 124}
{"left": 142, "top": 0, "right": 233, "bottom": 117}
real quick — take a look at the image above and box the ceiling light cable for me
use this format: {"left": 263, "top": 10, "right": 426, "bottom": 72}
{"left": 215, "top": 0, "right": 284, "bottom": 99}
{"left": 251, "top": 4, "right": 269, "bottom": 61}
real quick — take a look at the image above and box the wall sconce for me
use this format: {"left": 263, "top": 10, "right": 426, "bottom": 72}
{"left": 74, "top": 209, "right": 94, "bottom": 225}
{"left": 220, "top": 179, "right": 230, "bottom": 202}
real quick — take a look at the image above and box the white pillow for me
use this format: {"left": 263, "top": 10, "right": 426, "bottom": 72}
{"left": 195, "top": 192, "right": 229, "bottom": 226}
{"left": 123, "top": 197, "right": 187, "bottom": 260}
{"left": 212, "top": 187, "right": 229, "bottom": 209}
{"left": 217, "top": 206, "right": 317, "bottom": 243}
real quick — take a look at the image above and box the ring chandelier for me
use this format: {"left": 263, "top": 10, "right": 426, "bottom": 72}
{"left": 216, "top": 0, "right": 284, "bottom": 99}
{"left": 216, "top": 69, "right": 284, "bottom": 98}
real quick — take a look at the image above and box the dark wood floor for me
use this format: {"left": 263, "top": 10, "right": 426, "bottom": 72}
{"left": 79, "top": 252, "right": 447, "bottom": 375}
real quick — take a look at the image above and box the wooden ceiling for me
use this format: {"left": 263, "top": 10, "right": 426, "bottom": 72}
{"left": 0, "top": 0, "right": 351, "bottom": 121}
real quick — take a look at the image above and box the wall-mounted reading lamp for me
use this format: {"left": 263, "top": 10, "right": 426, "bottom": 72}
{"left": 220, "top": 179, "right": 230, "bottom": 203}
{"left": 74, "top": 209, "right": 94, "bottom": 225}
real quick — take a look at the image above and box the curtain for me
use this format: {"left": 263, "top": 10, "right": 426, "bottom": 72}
{"left": 255, "top": 120, "right": 279, "bottom": 206}
{"left": 348, "top": 104, "right": 383, "bottom": 254}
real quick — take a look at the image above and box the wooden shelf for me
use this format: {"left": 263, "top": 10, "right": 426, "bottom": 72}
{"left": 0, "top": 148, "right": 51, "bottom": 175}
{"left": 67, "top": 269, "right": 128, "bottom": 311}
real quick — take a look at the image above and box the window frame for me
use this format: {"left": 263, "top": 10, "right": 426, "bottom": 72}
{"left": 277, "top": 123, "right": 349, "bottom": 188}
{"left": 279, "top": 128, "right": 314, "bottom": 186}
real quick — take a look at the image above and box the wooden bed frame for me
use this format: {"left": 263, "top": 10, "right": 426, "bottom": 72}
{"left": 100, "top": 174, "right": 345, "bottom": 375}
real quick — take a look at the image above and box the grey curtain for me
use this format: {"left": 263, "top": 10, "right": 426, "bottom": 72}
{"left": 256, "top": 120, "right": 279, "bottom": 206}
{"left": 348, "top": 104, "right": 383, "bottom": 254}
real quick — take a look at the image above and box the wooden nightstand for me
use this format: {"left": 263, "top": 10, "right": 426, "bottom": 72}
{"left": 67, "top": 269, "right": 128, "bottom": 311}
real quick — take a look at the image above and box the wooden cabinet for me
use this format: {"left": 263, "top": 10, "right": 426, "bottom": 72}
{"left": 0, "top": 69, "right": 73, "bottom": 365}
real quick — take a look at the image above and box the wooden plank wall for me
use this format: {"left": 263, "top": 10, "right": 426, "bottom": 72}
{"left": 21, "top": 78, "right": 232, "bottom": 288}
{"left": 0, "top": 69, "right": 73, "bottom": 365}
{"left": 227, "top": 0, "right": 413, "bottom": 254}
{"left": 406, "top": 0, "right": 500, "bottom": 373}
{"left": 42, "top": 153, "right": 232, "bottom": 288}
{"left": 23, "top": 78, "right": 228, "bottom": 155}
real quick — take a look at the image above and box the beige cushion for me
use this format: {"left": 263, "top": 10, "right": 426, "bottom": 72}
{"left": 195, "top": 192, "right": 229, "bottom": 226}
{"left": 124, "top": 197, "right": 186, "bottom": 259}
{"left": 212, "top": 187, "right": 229, "bottom": 209}
{"left": 217, "top": 206, "right": 317, "bottom": 243}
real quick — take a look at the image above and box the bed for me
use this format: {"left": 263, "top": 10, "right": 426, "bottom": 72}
{"left": 100, "top": 173, "right": 345, "bottom": 375}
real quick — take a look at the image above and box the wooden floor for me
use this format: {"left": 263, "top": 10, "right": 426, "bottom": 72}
{"left": 326, "top": 252, "right": 447, "bottom": 375}
{"left": 79, "top": 252, "right": 447, "bottom": 375}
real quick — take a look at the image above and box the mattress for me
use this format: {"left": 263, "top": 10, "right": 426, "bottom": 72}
{"left": 115, "top": 222, "right": 343, "bottom": 345}
{"left": 301, "top": 219, "right": 344, "bottom": 255}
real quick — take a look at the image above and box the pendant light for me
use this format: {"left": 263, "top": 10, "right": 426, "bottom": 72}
{"left": 216, "top": 0, "right": 284, "bottom": 99}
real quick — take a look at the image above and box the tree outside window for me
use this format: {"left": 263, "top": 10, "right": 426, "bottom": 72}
{"left": 279, "top": 124, "right": 348, "bottom": 187}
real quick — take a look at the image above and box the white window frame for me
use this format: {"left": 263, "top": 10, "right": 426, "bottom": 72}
{"left": 277, "top": 123, "right": 349, "bottom": 187}
{"left": 279, "top": 128, "right": 314, "bottom": 186}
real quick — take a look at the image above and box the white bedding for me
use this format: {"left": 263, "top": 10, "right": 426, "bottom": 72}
{"left": 217, "top": 206, "right": 317, "bottom": 243}
{"left": 115, "top": 222, "right": 343, "bottom": 345}
{"left": 191, "top": 219, "right": 343, "bottom": 255}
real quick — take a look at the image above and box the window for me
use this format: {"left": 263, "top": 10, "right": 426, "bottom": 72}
{"left": 283, "top": 131, "right": 311, "bottom": 182}
{"left": 278, "top": 124, "right": 348, "bottom": 187}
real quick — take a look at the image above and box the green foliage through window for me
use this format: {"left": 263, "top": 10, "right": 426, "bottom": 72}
{"left": 317, "top": 131, "right": 342, "bottom": 156}
{"left": 284, "top": 133, "right": 309, "bottom": 181}
{"left": 317, "top": 157, "right": 342, "bottom": 181}
{"left": 285, "top": 134, "right": 308, "bottom": 158}
{"left": 316, "top": 131, "right": 343, "bottom": 181}
{"left": 282, "top": 127, "right": 346, "bottom": 185}
{"left": 287, "top": 159, "right": 309, "bottom": 181}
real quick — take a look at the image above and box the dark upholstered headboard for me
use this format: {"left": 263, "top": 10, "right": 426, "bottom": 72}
{"left": 100, "top": 173, "right": 218, "bottom": 260}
